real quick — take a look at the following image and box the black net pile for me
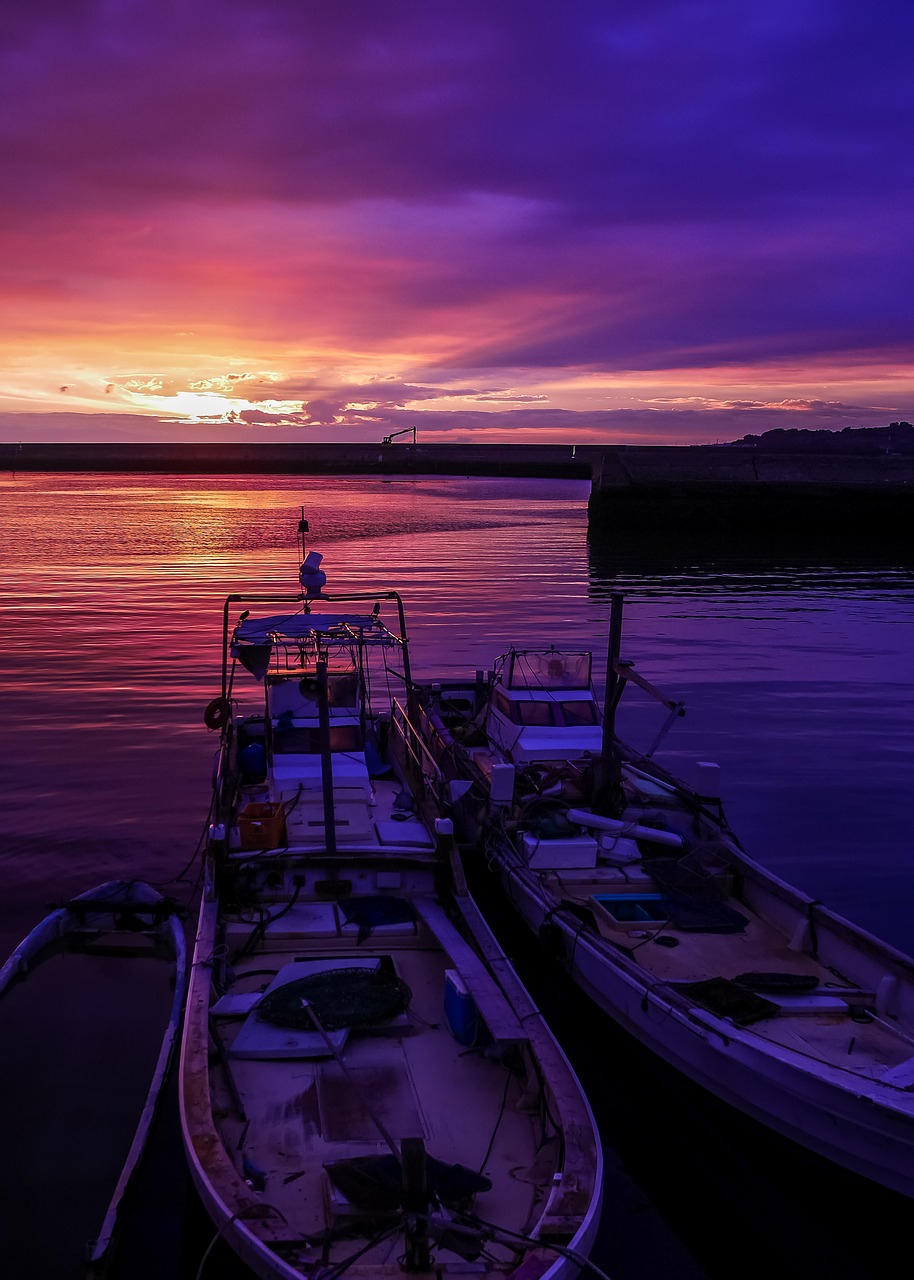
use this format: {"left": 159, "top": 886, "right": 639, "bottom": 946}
{"left": 675, "top": 977, "right": 779, "bottom": 1026}
{"left": 324, "top": 1154, "right": 491, "bottom": 1211}
{"left": 257, "top": 967, "right": 413, "bottom": 1031}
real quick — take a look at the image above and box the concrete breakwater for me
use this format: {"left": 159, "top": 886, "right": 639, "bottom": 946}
{"left": 588, "top": 446, "right": 914, "bottom": 539}
{"left": 4, "top": 440, "right": 913, "bottom": 538}
{"left": 0, "top": 440, "right": 592, "bottom": 478}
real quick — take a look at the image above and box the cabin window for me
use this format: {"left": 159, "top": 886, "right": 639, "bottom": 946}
{"left": 273, "top": 724, "right": 364, "bottom": 753}
{"left": 492, "top": 690, "right": 513, "bottom": 719}
{"left": 494, "top": 694, "right": 598, "bottom": 728}
{"left": 327, "top": 673, "right": 359, "bottom": 706}
{"left": 559, "top": 701, "right": 598, "bottom": 726}
{"left": 515, "top": 702, "right": 555, "bottom": 726}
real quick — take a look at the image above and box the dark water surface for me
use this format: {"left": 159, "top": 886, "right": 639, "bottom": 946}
{"left": 2, "top": 472, "right": 913, "bottom": 1279}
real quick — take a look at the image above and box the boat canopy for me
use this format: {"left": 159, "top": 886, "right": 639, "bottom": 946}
{"left": 503, "top": 649, "right": 592, "bottom": 691}
{"left": 232, "top": 612, "right": 400, "bottom": 650}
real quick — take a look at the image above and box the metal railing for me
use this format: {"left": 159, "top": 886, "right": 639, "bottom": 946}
{"left": 390, "top": 699, "right": 443, "bottom": 786}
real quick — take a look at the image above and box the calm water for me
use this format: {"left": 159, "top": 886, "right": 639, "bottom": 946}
{"left": 2, "top": 472, "right": 914, "bottom": 1280}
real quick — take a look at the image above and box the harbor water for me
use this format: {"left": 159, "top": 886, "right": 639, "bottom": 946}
{"left": 2, "top": 471, "right": 913, "bottom": 1279}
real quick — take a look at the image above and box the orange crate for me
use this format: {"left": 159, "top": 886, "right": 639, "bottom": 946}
{"left": 238, "top": 802, "right": 286, "bottom": 850}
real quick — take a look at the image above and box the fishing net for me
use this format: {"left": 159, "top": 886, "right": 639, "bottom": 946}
{"left": 675, "top": 977, "right": 779, "bottom": 1026}
{"left": 257, "top": 967, "right": 413, "bottom": 1031}
{"left": 324, "top": 1154, "right": 492, "bottom": 1211}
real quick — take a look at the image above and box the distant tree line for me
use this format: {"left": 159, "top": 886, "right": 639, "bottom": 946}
{"left": 727, "top": 422, "right": 914, "bottom": 454}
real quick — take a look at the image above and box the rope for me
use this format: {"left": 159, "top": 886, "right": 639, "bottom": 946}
{"left": 194, "top": 1204, "right": 288, "bottom": 1280}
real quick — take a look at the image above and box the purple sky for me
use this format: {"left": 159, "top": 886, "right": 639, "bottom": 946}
{"left": 1, "top": 1, "right": 912, "bottom": 444}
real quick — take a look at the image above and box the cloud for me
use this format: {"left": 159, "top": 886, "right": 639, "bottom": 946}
{"left": 4, "top": 3, "right": 912, "bottom": 224}
{"left": 1, "top": 4, "right": 913, "bottom": 438}
{"left": 3, "top": 397, "right": 905, "bottom": 447}
{"left": 237, "top": 409, "right": 309, "bottom": 425}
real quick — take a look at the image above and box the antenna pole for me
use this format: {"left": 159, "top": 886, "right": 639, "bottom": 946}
{"left": 298, "top": 508, "right": 309, "bottom": 566}
{"left": 593, "top": 593, "right": 624, "bottom": 814}
{"left": 316, "top": 660, "right": 338, "bottom": 857}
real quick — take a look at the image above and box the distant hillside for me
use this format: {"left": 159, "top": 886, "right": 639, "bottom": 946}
{"left": 727, "top": 422, "right": 914, "bottom": 454}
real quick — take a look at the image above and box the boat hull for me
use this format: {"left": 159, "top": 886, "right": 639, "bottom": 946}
{"left": 494, "top": 856, "right": 914, "bottom": 1200}
{"left": 0, "top": 879, "right": 187, "bottom": 1274}
{"left": 179, "top": 867, "right": 603, "bottom": 1280}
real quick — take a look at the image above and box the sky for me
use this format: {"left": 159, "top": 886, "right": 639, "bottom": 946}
{"left": 1, "top": 0, "right": 913, "bottom": 446}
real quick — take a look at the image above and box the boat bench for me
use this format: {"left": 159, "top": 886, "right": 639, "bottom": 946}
{"left": 413, "top": 898, "right": 527, "bottom": 1044}
{"left": 280, "top": 786, "right": 374, "bottom": 842}
{"left": 763, "top": 992, "right": 857, "bottom": 1016}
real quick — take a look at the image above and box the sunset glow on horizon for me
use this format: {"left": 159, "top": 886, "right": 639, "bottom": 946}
{"left": 2, "top": 3, "right": 913, "bottom": 446}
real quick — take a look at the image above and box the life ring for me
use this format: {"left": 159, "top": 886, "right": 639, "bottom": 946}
{"left": 204, "top": 697, "right": 231, "bottom": 731}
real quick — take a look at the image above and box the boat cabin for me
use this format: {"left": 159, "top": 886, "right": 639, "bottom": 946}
{"left": 227, "top": 605, "right": 432, "bottom": 854}
{"left": 485, "top": 648, "right": 603, "bottom": 764}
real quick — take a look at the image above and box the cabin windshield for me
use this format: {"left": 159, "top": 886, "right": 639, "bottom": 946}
{"left": 505, "top": 650, "right": 592, "bottom": 690}
{"left": 493, "top": 690, "right": 599, "bottom": 727}
{"left": 273, "top": 724, "right": 364, "bottom": 753}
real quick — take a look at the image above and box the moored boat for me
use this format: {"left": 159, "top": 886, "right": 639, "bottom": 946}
{"left": 179, "top": 515, "right": 602, "bottom": 1280}
{"left": 0, "top": 879, "right": 187, "bottom": 1275}
{"left": 414, "top": 598, "right": 914, "bottom": 1201}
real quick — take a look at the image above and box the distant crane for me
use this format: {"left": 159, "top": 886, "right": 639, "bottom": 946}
{"left": 381, "top": 426, "right": 417, "bottom": 445}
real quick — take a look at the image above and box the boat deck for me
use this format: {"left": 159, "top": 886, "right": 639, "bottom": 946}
{"left": 202, "top": 889, "right": 569, "bottom": 1276}
{"left": 535, "top": 861, "right": 914, "bottom": 1086}
{"left": 230, "top": 773, "right": 438, "bottom": 860}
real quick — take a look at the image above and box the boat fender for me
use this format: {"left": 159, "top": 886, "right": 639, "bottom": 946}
{"left": 203, "top": 696, "right": 231, "bottom": 731}
{"left": 428, "top": 711, "right": 456, "bottom": 749}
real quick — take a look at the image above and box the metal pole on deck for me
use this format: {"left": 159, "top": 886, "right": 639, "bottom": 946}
{"left": 401, "top": 1137, "right": 431, "bottom": 1272}
{"left": 593, "top": 593, "right": 624, "bottom": 814}
{"left": 316, "top": 660, "right": 337, "bottom": 856}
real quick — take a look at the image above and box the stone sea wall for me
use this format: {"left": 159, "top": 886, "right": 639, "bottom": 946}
{"left": 4, "top": 440, "right": 912, "bottom": 537}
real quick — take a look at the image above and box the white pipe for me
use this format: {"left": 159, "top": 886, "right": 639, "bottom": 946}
{"left": 566, "top": 808, "right": 685, "bottom": 848}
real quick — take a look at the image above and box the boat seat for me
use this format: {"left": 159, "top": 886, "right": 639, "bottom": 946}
{"left": 374, "top": 819, "right": 435, "bottom": 849}
{"left": 622, "top": 865, "right": 655, "bottom": 886}
{"left": 224, "top": 903, "right": 340, "bottom": 947}
{"left": 413, "top": 898, "right": 527, "bottom": 1044}
{"left": 762, "top": 993, "right": 853, "bottom": 1016}
{"left": 272, "top": 753, "right": 373, "bottom": 799}
{"left": 283, "top": 788, "right": 374, "bottom": 842}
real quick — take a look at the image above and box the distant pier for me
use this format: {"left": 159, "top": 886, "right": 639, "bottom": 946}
{"left": 4, "top": 440, "right": 913, "bottom": 539}
{"left": 0, "top": 440, "right": 591, "bottom": 478}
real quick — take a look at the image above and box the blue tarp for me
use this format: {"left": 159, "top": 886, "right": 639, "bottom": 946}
{"left": 232, "top": 613, "right": 382, "bottom": 646}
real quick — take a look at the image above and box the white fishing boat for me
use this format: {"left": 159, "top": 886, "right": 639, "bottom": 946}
{"left": 179, "top": 515, "right": 602, "bottom": 1280}
{"left": 0, "top": 879, "right": 187, "bottom": 1275}
{"left": 415, "top": 596, "right": 914, "bottom": 1201}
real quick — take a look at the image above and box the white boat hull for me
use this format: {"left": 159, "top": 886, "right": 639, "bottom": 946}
{"left": 497, "top": 858, "right": 914, "bottom": 1200}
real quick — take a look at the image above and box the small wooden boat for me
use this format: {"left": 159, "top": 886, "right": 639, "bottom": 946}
{"left": 179, "top": 515, "right": 602, "bottom": 1280}
{"left": 0, "top": 879, "right": 187, "bottom": 1275}
{"left": 415, "top": 597, "right": 914, "bottom": 1201}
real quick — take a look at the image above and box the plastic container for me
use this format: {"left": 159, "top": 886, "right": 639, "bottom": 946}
{"left": 239, "top": 742, "right": 267, "bottom": 782}
{"left": 238, "top": 802, "right": 287, "bottom": 850}
{"left": 443, "top": 969, "right": 478, "bottom": 1046}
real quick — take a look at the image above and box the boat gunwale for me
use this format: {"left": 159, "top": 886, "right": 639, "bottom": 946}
{"left": 0, "top": 878, "right": 189, "bottom": 1272}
